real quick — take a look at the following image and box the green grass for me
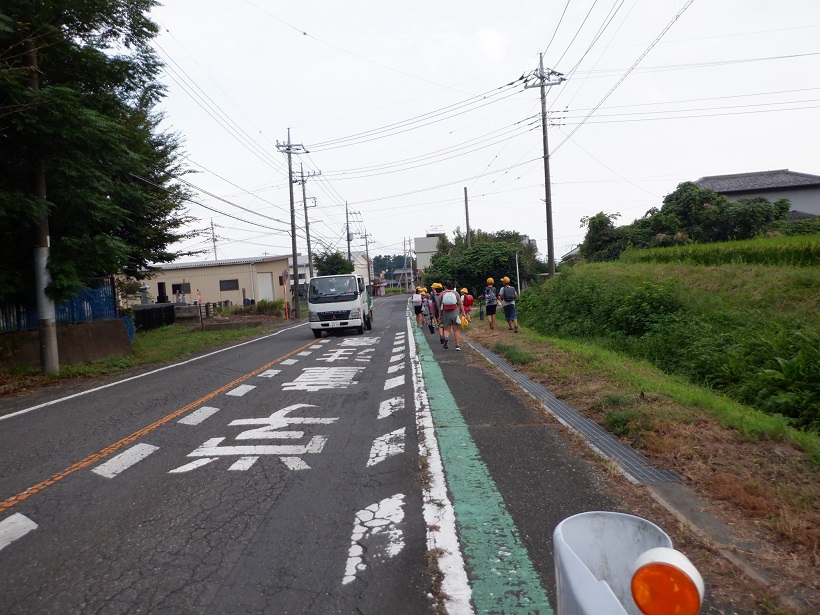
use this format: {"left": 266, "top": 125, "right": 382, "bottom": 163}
{"left": 519, "top": 254, "right": 819, "bottom": 430}
{"left": 3, "top": 323, "right": 277, "bottom": 383}
{"left": 492, "top": 342, "right": 539, "bottom": 365}
{"left": 619, "top": 233, "right": 820, "bottom": 267}
{"left": 536, "top": 334, "right": 820, "bottom": 465}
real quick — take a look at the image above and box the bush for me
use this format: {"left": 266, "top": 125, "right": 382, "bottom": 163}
{"left": 517, "top": 264, "right": 819, "bottom": 431}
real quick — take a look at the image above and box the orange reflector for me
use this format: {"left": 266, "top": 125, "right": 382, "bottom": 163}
{"left": 632, "top": 561, "right": 701, "bottom": 615}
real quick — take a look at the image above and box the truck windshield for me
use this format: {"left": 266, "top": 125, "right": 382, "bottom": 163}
{"left": 309, "top": 276, "right": 359, "bottom": 303}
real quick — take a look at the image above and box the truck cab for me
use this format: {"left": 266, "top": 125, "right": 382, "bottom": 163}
{"left": 307, "top": 274, "right": 373, "bottom": 338}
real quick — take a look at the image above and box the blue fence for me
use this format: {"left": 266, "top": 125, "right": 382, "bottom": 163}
{"left": 0, "top": 278, "right": 117, "bottom": 333}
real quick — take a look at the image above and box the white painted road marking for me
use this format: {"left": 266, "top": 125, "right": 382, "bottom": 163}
{"left": 228, "top": 457, "right": 258, "bottom": 471}
{"left": 389, "top": 353, "right": 405, "bottom": 363}
{"left": 282, "top": 367, "right": 364, "bottom": 391}
{"left": 178, "top": 406, "right": 220, "bottom": 425}
{"left": 92, "top": 444, "right": 159, "bottom": 479}
{"left": 387, "top": 363, "right": 404, "bottom": 374}
{"left": 384, "top": 375, "right": 405, "bottom": 390}
{"left": 342, "top": 493, "right": 406, "bottom": 585}
{"left": 378, "top": 397, "right": 404, "bottom": 419}
{"left": 297, "top": 351, "right": 312, "bottom": 356}
{"left": 367, "top": 428, "right": 406, "bottom": 466}
{"left": 0, "top": 513, "right": 38, "bottom": 552}
{"left": 280, "top": 358, "right": 298, "bottom": 366}
{"left": 169, "top": 458, "right": 216, "bottom": 473}
{"left": 186, "top": 435, "right": 328, "bottom": 458}
{"left": 340, "top": 337, "right": 380, "bottom": 347}
{"left": 258, "top": 369, "right": 281, "bottom": 378}
{"left": 407, "top": 318, "right": 472, "bottom": 612}
{"left": 229, "top": 403, "right": 337, "bottom": 440}
{"left": 226, "top": 384, "right": 256, "bottom": 397}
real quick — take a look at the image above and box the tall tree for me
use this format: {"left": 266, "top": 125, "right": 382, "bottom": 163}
{"left": 0, "top": 1, "right": 196, "bottom": 301}
{"left": 313, "top": 250, "right": 354, "bottom": 276}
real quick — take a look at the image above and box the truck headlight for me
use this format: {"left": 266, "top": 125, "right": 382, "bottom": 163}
{"left": 308, "top": 310, "right": 319, "bottom": 322}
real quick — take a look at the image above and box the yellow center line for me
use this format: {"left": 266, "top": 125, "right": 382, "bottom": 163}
{"left": 0, "top": 338, "right": 317, "bottom": 514}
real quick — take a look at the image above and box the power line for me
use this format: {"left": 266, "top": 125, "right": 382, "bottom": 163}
{"left": 554, "top": 0, "right": 697, "bottom": 152}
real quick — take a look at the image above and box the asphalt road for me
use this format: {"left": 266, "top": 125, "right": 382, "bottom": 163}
{"left": 0, "top": 295, "right": 616, "bottom": 614}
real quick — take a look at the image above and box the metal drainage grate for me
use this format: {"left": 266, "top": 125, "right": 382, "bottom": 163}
{"left": 468, "top": 342, "right": 680, "bottom": 484}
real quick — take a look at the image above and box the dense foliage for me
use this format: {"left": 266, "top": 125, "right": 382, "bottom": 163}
{"left": 578, "top": 182, "right": 793, "bottom": 263}
{"left": 620, "top": 234, "right": 820, "bottom": 267}
{"left": 518, "top": 240, "right": 819, "bottom": 431}
{"left": 0, "top": 1, "right": 195, "bottom": 300}
{"left": 422, "top": 228, "right": 546, "bottom": 295}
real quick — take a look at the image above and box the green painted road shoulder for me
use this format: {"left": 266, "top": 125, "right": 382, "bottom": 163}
{"left": 413, "top": 325, "right": 553, "bottom": 614}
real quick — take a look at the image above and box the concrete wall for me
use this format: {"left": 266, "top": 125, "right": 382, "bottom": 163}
{"left": 0, "top": 319, "right": 131, "bottom": 370}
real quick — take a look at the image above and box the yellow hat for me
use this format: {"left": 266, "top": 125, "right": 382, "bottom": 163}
{"left": 460, "top": 288, "right": 468, "bottom": 294}
{"left": 486, "top": 277, "right": 494, "bottom": 284}
{"left": 502, "top": 276, "right": 510, "bottom": 283}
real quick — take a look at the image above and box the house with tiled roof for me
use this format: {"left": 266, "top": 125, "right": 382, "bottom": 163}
{"left": 695, "top": 169, "right": 820, "bottom": 218}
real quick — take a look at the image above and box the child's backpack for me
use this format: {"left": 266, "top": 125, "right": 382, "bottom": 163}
{"left": 502, "top": 286, "right": 516, "bottom": 302}
{"left": 441, "top": 290, "right": 458, "bottom": 308}
{"left": 412, "top": 292, "right": 422, "bottom": 306}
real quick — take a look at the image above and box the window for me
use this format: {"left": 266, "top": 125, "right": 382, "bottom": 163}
{"left": 219, "top": 279, "right": 240, "bottom": 291}
{"left": 171, "top": 282, "right": 191, "bottom": 295}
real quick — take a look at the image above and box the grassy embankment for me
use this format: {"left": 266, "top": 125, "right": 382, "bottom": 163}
{"left": 464, "top": 234, "right": 818, "bottom": 610}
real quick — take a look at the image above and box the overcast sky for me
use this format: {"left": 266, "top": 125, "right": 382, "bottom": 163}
{"left": 148, "top": 0, "right": 820, "bottom": 264}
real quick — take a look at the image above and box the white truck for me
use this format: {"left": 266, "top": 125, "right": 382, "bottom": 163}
{"left": 307, "top": 274, "right": 373, "bottom": 338}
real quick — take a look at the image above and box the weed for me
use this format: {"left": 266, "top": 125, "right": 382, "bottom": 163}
{"left": 492, "top": 342, "right": 538, "bottom": 365}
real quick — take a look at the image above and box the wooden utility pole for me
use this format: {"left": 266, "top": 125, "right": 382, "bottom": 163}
{"left": 276, "top": 128, "right": 305, "bottom": 319}
{"left": 25, "top": 39, "right": 59, "bottom": 375}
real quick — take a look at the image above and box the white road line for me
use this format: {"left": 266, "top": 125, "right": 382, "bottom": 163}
{"left": 0, "top": 513, "right": 38, "bottom": 552}
{"left": 1, "top": 323, "right": 307, "bottom": 422}
{"left": 226, "top": 384, "right": 256, "bottom": 397}
{"left": 178, "top": 406, "right": 220, "bottom": 425}
{"left": 92, "top": 443, "right": 159, "bottom": 479}
{"left": 384, "top": 375, "right": 405, "bottom": 390}
{"left": 378, "top": 397, "right": 404, "bottom": 419}
{"left": 407, "top": 318, "right": 473, "bottom": 613}
{"left": 280, "top": 358, "right": 299, "bottom": 366}
{"left": 257, "top": 369, "right": 281, "bottom": 378}
{"left": 387, "top": 363, "right": 404, "bottom": 374}
{"left": 389, "top": 353, "right": 405, "bottom": 363}
{"left": 367, "top": 428, "right": 406, "bottom": 467}
{"left": 297, "top": 351, "right": 312, "bottom": 356}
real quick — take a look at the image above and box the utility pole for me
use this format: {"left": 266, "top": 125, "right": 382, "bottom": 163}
{"left": 210, "top": 218, "right": 218, "bottom": 260}
{"left": 25, "top": 39, "right": 59, "bottom": 375}
{"left": 524, "top": 53, "right": 565, "bottom": 278}
{"left": 345, "top": 202, "right": 353, "bottom": 264}
{"left": 296, "top": 164, "right": 320, "bottom": 279}
{"left": 464, "top": 186, "right": 471, "bottom": 248}
{"left": 362, "top": 232, "right": 373, "bottom": 288}
{"left": 276, "top": 128, "right": 306, "bottom": 319}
